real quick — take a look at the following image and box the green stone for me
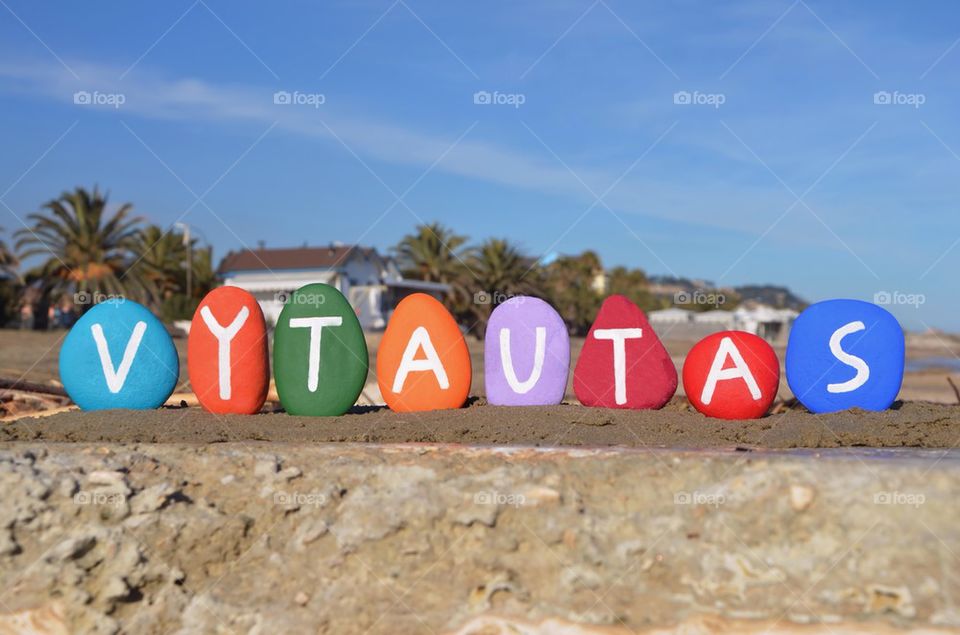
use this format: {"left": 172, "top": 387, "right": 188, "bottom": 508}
{"left": 273, "top": 283, "right": 368, "bottom": 416}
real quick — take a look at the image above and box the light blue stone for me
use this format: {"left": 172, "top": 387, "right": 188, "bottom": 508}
{"left": 59, "top": 299, "right": 179, "bottom": 410}
{"left": 785, "top": 299, "right": 904, "bottom": 413}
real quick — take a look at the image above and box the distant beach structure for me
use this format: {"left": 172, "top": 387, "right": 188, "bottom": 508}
{"left": 648, "top": 302, "right": 798, "bottom": 343}
{"left": 217, "top": 244, "right": 449, "bottom": 330}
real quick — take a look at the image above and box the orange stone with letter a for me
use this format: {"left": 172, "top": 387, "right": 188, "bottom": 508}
{"left": 377, "top": 293, "right": 471, "bottom": 412}
{"left": 188, "top": 286, "right": 270, "bottom": 414}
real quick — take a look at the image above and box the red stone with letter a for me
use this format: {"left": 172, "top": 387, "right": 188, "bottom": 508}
{"left": 573, "top": 295, "right": 677, "bottom": 409}
{"left": 682, "top": 330, "right": 780, "bottom": 420}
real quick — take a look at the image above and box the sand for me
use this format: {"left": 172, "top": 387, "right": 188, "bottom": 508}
{"left": 4, "top": 399, "right": 959, "bottom": 448}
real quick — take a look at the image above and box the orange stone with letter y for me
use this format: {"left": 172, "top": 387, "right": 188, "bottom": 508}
{"left": 188, "top": 286, "right": 270, "bottom": 414}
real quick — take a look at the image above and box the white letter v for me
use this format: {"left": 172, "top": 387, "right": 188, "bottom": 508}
{"left": 91, "top": 321, "right": 147, "bottom": 393}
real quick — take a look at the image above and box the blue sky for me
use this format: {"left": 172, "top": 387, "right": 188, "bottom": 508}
{"left": 0, "top": 0, "right": 958, "bottom": 330}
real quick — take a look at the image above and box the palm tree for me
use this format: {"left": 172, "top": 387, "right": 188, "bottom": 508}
{"left": 132, "top": 225, "right": 186, "bottom": 303}
{"left": 15, "top": 186, "right": 150, "bottom": 311}
{"left": 543, "top": 250, "right": 604, "bottom": 335}
{"left": 607, "top": 266, "right": 663, "bottom": 312}
{"left": 394, "top": 222, "right": 474, "bottom": 316}
{"left": 131, "top": 225, "right": 217, "bottom": 320}
{"left": 0, "top": 227, "right": 19, "bottom": 279}
{"left": 0, "top": 227, "right": 21, "bottom": 327}
{"left": 467, "top": 238, "right": 540, "bottom": 334}
{"left": 190, "top": 246, "right": 215, "bottom": 298}
{"left": 394, "top": 222, "right": 471, "bottom": 281}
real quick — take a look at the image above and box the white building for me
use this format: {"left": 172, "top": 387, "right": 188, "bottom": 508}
{"left": 692, "top": 309, "right": 736, "bottom": 329}
{"left": 648, "top": 307, "right": 694, "bottom": 324}
{"left": 734, "top": 305, "right": 798, "bottom": 342}
{"left": 648, "top": 304, "right": 798, "bottom": 342}
{"left": 218, "top": 244, "right": 448, "bottom": 330}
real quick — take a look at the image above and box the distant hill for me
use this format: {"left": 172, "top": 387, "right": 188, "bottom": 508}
{"left": 646, "top": 276, "right": 806, "bottom": 310}
{"left": 647, "top": 275, "right": 721, "bottom": 293}
{"left": 732, "top": 284, "right": 807, "bottom": 310}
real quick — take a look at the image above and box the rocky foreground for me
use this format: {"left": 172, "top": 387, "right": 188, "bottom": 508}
{"left": 0, "top": 442, "right": 958, "bottom": 634}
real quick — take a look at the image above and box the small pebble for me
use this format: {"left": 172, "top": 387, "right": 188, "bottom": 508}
{"left": 254, "top": 458, "right": 278, "bottom": 478}
{"left": 87, "top": 471, "right": 127, "bottom": 487}
{"left": 277, "top": 466, "right": 302, "bottom": 482}
{"left": 790, "top": 484, "right": 815, "bottom": 511}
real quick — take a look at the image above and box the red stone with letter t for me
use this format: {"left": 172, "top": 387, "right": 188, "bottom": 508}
{"left": 573, "top": 295, "right": 677, "bottom": 409}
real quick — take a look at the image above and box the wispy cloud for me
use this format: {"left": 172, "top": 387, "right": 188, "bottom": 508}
{"left": 0, "top": 56, "right": 817, "bottom": 240}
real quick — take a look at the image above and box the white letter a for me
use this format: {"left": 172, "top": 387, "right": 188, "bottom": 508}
{"left": 393, "top": 327, "right": 449, "bottom": 393}
{"left": 700, "top": 336, "right": 762, "bottom": 405}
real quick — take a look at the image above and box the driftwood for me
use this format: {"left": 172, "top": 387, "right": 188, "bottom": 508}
{"left": 947, "top": 376, "right": 960, "bottom": 405}
{"left": 1, "top": 404, "right": 77, "bottom": 423}
{"left": 0, "top": 377, "right": 68, "bottom": 397}
{"left": 0, "top": 377, "right": 72, "bottom": 421}
{"left": 769, "top": 398, "right": 800, "bottom": 415}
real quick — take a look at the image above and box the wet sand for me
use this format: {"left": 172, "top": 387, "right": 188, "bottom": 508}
{"left": 4, "top": 400, "right": 959, "bottom": 448}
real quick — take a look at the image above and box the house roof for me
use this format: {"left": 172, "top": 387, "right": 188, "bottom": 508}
{"left": 218, "top": 245, "right": 378, "bottom": 274}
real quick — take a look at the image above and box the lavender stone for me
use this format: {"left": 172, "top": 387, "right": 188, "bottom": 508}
{"left": 484, "top": 296, "right": 569, "bottom": 406}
